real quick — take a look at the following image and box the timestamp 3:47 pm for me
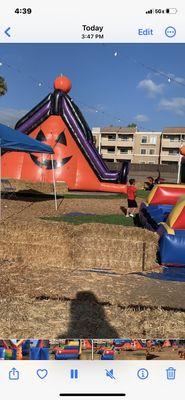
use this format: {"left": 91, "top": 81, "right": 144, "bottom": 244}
{"left": 81, "top": 34, "right": 104, "bottom": 39}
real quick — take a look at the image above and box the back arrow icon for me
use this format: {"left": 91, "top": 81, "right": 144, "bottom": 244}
{"left": 5, "top": 27, "right": 11, "bottom": 37}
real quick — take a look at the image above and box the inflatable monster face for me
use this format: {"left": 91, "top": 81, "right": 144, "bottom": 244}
{"left": 30, "top": 128, "right": 72, "bottom": 170}
{"left": 1, "top": 115, "right": 76, "bottom": 184}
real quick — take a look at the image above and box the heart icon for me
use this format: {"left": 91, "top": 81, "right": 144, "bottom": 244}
{"left": 36, "top": 369, "right": 48, "bottom": 379}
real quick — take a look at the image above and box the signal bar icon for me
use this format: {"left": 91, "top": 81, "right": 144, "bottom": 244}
{"left": 145, "top": 8, "right": 177, "bottom": 14}
{"left": 146, "top": 9, "right": 154, "bottom": 14}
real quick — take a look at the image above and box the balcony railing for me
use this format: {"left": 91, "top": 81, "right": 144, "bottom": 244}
{"left": 161, "top": 154, "right": 179, "bottom": 160}
{"left": 117, "top": 137, "right": 133, "bottom": 141}
{"left": 162, "top": 139, "right": 183, "bottom": 148}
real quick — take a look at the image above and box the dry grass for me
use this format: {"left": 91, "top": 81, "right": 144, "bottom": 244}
{"left": 0, "top": 257, "right": 185, "bottom": 338}
{"left": 1, "top": 293, "right": 185, "bottom": 338}
{"left": 0, "top": 196, "right": 185, "bottom": 338}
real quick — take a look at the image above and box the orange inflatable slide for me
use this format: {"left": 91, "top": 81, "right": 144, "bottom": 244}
{"left": 1, "top": 76, "right": 129, "bottom": 193}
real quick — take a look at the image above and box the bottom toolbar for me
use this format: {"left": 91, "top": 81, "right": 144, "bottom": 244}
{"left": 0, "top": 361, "right": 183, "bottom": 400}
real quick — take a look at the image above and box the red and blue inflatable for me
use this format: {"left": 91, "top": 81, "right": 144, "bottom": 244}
{"left": 139, "top": 184, "right": 185, "bottom": 266}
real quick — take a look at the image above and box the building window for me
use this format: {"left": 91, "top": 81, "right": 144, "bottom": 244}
{"left": 168, "top": 149, "right": 179, "bottom": 155}
{"left": 169, "top": 135, "right": 180, "bottom": 142}
{"left": 120, "top": 148, "right": 128, "bottom": 154}
{"left": 140, "top": 148, "right": 147, "bottom": 155}
{"left": 148, "top": 161, "right": 155, "bottom": 164}
{"left": 118, "top": 134, "right": 133, "bottom": 141}
{"left": 107, "top": 148, "right": 115, "bottom": 153}
{"left": 141, "top": 136, "right": 147, "bottom": 144}
{"left": 149, "top": 149, "right": 155, "bottom": 155}
{"left": 103, "top": 158, "right": 114, "bottom": 162}
{"left": 108, "top": 135, "right": 116, "bottom": 141}
{"left": 150, "top": 136, "right": 157, "bottom": 145}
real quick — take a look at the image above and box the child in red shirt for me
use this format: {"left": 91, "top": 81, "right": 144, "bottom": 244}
{"left": 126, "top": 178, "right": 138, "bottom": 217}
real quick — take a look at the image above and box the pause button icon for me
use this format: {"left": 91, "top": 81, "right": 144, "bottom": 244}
{"left": 70, "top": 369, "right": 78, "bottom": 379}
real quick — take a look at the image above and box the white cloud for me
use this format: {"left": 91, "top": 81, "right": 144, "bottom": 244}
{"left": 159, "top": 97, "right": 185, "bottom": 116}
{"left": 134, "top": 114, "right": 149, "bottom": 122}
{"left": 80, "top": 102, "right": 105, "bottom": 114}
{"left": 0, "top": 108, "right": 27, "bottom": 127}
{"left": 138, "top": 79, "right": 165, "bottom": 97}
{"left": 172, "top": 76, "right": 185, "bottom": 84}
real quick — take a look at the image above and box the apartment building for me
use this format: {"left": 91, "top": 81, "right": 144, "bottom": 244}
{"left": 133, "top": 131, "right": 161, "bottom": 164}
{"left": 92, "top": 126, "right": 185, "bottom": 165}
{"left": 92, "top": 126, "right": 135, "bottom": 163}
{"left": 161, "top": 127, "right": 185, "bottom": 165}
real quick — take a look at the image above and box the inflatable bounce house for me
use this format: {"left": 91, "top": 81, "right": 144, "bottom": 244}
{"left": 139, "top": 183, "right": 185, "bottom": 266}
{"left": 54, "top": 340, "right": 82, "bottom": 360}
{"left": 101, "top": 349, "right": 115, "bottom": 360}
{"left": 29, "top": 339, "right": 50, "bottom": 360}
{"left": 82, "top": 339, "right": 92, "bottom": 350}
{"left": 113, "top": 339, "right": 147, "bottom": 351}
{"left": 1, "top": 76, "right": 129, "bottom": 193}
{"left": 0, "top": 339, "right": 49, "bottom": 360}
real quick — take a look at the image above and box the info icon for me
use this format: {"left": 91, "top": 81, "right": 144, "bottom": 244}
{"left": 137, "top": 368, "right": 149, "bottom": 380}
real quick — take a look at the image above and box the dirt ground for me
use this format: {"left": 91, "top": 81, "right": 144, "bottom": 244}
{"left": 1, "top": 193, "right": 185, "bottom": 338}
{"left": 1, "top": 193, "right": 130, "bottom": 221}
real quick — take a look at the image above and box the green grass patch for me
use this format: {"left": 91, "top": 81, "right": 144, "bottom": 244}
{"left": 136, "top": 189, "right": 148, "bottom": 199}
{"left": 63, "top": 193, "right": 123, "bottom": 199}
{"left": 44, "top": 213, "right": 135, "bottom": 226}
{"left": 63, "top": 190, "right": 148, "bottom": 200}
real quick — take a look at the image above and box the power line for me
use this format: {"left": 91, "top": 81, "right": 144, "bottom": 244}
{"left": 0, "top": 47, "right": 184, "bottom": 132}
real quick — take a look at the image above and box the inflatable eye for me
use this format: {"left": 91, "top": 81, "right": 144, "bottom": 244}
{"left": 36, "top": 129, "right": 46, "bottom": 142}
{"left": 55, "top": 131, "right": 67, "bottom": 146}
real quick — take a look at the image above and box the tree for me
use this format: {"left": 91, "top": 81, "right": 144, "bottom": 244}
{"left": 127, "top": 123, "right": 137, "bottom": 128}
{"left": 0, "top": 76, "right": 7, "bottom": 97}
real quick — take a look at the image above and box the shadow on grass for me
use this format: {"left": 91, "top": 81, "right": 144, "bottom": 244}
{"left": 43, "top": 213, "right": 135, "bottom": 226}
{"left": 2, "top": 190, "right": 63, "bottom": 203}
{"left": 120, "top": 205, "right": 127, "bottom": 215}
{"left": 133, "top": 213, "right": 143, "bottom": 227}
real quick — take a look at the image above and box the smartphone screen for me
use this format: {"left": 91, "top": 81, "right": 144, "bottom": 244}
{"left": 0, "top": 1, "right": 185, "bottom": 398}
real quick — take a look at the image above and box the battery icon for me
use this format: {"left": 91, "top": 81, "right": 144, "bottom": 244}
{"left": 166, "top": 8, "right": 178, "bottom": 14}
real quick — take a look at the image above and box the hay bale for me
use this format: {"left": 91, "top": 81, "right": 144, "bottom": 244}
{"left": 0, "top": 220, "right": 73, "bottom": 268}
{"left": 0, "top": 220, "right": 158, "bottom": 273}
{"left": 72, "top": 224, "right": 158, "bottom": 272}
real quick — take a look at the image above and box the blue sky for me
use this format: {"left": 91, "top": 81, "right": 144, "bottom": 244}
{"left": 0, "top": 43, "right": 185, "bottom": 130}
